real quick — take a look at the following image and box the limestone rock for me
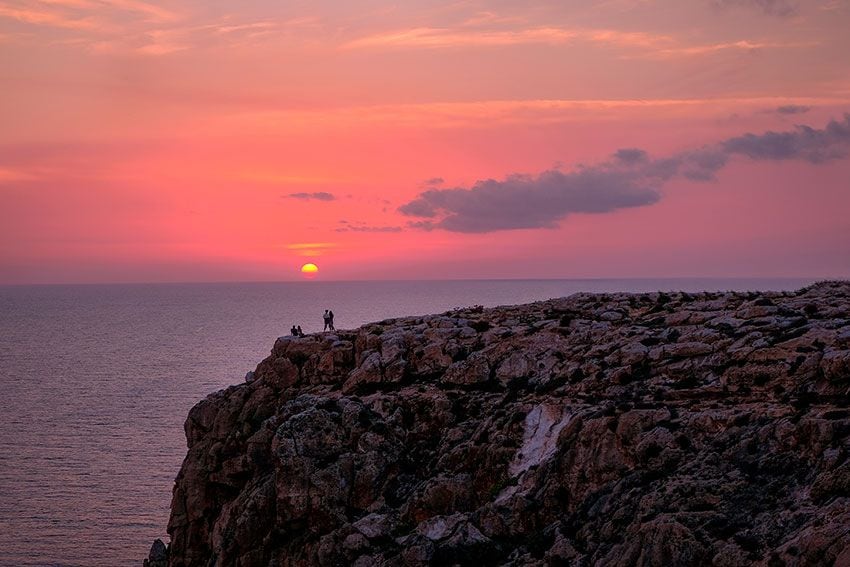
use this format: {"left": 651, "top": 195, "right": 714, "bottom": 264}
{"left": 153, "top": 281, "right": 850, "bottom": 566}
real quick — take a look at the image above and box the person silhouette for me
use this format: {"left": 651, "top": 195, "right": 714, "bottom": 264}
{"left": 328, "top": 310, "right": 335, "bottom": 331}
{"left": 323, "top": 309, "right": 330, "bottom": 331}
{"left": 291, "top": 325, "right": 298, "bottom": 336}
{"left": 296, "top": 325, "right": 303, "bottom": 336}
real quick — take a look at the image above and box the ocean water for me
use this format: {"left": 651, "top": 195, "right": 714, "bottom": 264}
{"left": 0, "top": 278, "right": 816, "bottom": 566}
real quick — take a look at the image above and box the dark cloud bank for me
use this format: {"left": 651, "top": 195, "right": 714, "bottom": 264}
{"left": 399, "top": 114, "right": 850, "bottom": 233}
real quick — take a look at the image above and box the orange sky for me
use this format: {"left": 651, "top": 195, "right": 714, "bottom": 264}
{"left": 1, "top": 0, "right": 849, "bottom": 283}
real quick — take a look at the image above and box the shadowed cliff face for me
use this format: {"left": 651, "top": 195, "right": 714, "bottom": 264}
{"left": 157, "top": 282, "right": 850, "bottom": 567}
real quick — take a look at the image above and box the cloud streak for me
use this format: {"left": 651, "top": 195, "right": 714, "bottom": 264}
{"left": 775, "top": 104, "right": 811, "bottom": 114}
{"left": 342, "top": 26, "right": 684, "bottom": 52}
{"left": 0, "top": 3, "right": 98, "bottom": 30}
{"left": 0, "top": 166, "right": 38, "bottom": 183}
{"left": 0, "top": 0, "right": 176, "bottom": 34}
{"left": 0, "top": 1, "right": 298, "bottom": 55}
{"left": 344, "top": 25, "right": 803, "bottom": 58}
{"left": 712, "top": 0, "right": 797, "bottom": 17}
{"left": 400, "top": 115, "right": 850, "bottom": 233}
{"left": 335, "top": 225, "right": 402, "bottom": 233}
{"left": 285, "top": 191, "right": 336, "bottom": 201}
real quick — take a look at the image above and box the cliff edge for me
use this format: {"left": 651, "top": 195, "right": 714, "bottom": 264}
{"left": 150, "top": 282, "right": 850, "bottom": 566}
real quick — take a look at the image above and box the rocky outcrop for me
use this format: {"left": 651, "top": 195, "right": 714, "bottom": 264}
{"left": 158, "top": 282, "right": 850, "bottom": 566}
{"left": 144, "top": 540, "right": 169, "bottom": 567}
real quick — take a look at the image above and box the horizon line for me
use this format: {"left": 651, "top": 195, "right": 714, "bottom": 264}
{"left": 0, "top": 275, "right": 840, "bottom": 288}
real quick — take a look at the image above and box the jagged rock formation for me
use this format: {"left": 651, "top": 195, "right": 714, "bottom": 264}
{"left": 160, "top": 282, "right": 850, "bottom": 566}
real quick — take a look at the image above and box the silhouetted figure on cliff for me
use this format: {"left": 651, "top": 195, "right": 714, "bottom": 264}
{"left": 328, "top": 310, "right": 335, "bottom": 331}
{"left": 323, "top": 310, "right": 331, "bottom": 331}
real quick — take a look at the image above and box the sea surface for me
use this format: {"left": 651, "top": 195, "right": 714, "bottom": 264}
{"left": 0, "top": 278, "right": 817, "bottom": 566}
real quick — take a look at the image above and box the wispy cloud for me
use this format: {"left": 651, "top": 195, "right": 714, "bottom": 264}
{"left": 0, "top": 1, "right": 301, "bottom": 55}
{"left": 399, "top": 115, "right": 850, "bottom": 233}
{"left": 774, "top": 104, "right": 811, "bottom": 114}
{"left": 95, "top": 20, "right": 278, "bottom": 56}
{"left": 0, "top": 3, "right": 98, "bottom": 30}
{"left": 34, "top": 0, "right": 176, "bottom": 20}
{"left": 214, "top": 21, "right": 276, "bottom": 35}
{"left": 335, "top": 224, "right": 402, "bottom": 233}
{"left": 343, "top": 24, "right": 804, "bottom": 58}
{"left": 99, "top": 0, "right": 177, "bottom": 22}
{"left": 284, "top": 242, "right": 337, "bottom": 256}
{"left": 285, "top": 192, "right": 337, "bottom": 201}
{"left": 422, "top": 177, "right": 444, "bottom": 187}
{"left": 711, "top": 0, "right": 798, "bottom": 17}
{"left": 0, "top": 166, "right": 38, "bottom": 183}
{"left": 343, "top": 26, "right": 673, "bottom": 50}
{"left": 286, "top": 242, "right": 336, "bottom": 251}
{"left": 226, "top": 96, "right": 850, "bottom": 131}
{"left": 460, "top": 11, "right": 527, "bottom": 27}
{"left": 648, "top": 39, "right": 806, "bottom": 58}
{"left": 0, "top": 0, "right": 177, "bottom": 34}
{"left": 133, "top": 28, "right": 188, "bottom": 54}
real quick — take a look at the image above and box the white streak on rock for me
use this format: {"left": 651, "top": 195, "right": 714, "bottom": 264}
{"left": 509, "top": 404, "right": 571, "bottom": 477}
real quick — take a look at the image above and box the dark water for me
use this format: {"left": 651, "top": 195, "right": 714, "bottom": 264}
{"left": 0, "top": 278, "right": 815, "bottom": 566}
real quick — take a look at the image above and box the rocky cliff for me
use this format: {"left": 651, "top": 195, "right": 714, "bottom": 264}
{"left": 150, "top": 282, "right": 850, "bottom": 566}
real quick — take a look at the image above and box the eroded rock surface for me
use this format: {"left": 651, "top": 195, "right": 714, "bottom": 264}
{"left": 159, "top": 282, "right": 850, "bottom": 566}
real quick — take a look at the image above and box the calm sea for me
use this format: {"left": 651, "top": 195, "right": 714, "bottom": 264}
{"left": 0, "top": 278, "right": 816, "bottom": 566}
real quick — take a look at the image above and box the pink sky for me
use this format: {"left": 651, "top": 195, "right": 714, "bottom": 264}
{"left": 1, "top": 0, "right": 849, "bottom": 283}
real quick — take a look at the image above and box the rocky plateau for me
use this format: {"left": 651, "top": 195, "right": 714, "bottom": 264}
{"left": 146, "top": 281, "right": 850, "bottom": 566}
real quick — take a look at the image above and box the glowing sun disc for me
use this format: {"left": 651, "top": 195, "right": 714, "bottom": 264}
{"left": 300, "top": 263, "right": 319, "bottom": 278}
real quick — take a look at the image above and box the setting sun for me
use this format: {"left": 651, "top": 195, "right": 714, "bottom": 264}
{"left": 300, "top": 263, "right": 319, "bottom": 278}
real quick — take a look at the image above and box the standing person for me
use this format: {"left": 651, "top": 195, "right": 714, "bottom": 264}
{"left": 323, "top": 309, "right": 330, "bottom": 331}
{"left": 296, "top": 325, "right": 303, "bottom": 336}
{"left": 328, "top": 310, "right": 335, "bottom": 331}
{"left": 290, "top": 325, "right": 298, "bottom": 336}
